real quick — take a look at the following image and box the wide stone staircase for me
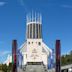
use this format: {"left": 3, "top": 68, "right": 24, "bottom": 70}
{"left": 17, "top": 62, "right": 48, "bottom": 72}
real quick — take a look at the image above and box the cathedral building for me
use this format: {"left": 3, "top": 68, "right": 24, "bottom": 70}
{"left": 18, "top": 13, "right": 52, "bottom": 68}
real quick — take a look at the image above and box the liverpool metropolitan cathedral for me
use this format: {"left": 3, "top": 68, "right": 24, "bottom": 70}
{"left": 18, "top": 13, "right": 53, "bottom": 72}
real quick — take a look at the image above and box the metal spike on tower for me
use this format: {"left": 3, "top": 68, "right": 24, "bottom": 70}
{"left": 26, "top": 12, "right": 42, "bottom": 39}
{"left": 12, "top": 40, "right": 17, "bottom": 72}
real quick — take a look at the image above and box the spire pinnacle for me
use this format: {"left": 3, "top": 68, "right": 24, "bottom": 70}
{"left": 26, "top": 12, "right": 42, "bottom": 25}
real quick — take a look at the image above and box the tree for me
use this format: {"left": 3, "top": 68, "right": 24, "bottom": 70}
{"left": 7, "top": 63, "right": 12, "bottom": 72}
{"left": 61, "top": 50, "right": 72, "bottom": 66}
{"left": 2, "top": 64, "right": 8, "bottom": 72}
{"left": 70, "top": 50, "right": 72, "bottom": 55}
{"left": 0, "top": 64, "right": 2, "bottom": 70}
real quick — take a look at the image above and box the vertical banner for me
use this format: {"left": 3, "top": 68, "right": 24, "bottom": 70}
{"left": 18, "top": 50, "right": 23, "bottom": 68}
{"left": 55, "top": 40, "right": 61, "bottom": 72}
{"left": 12, "top": 40, "right": 17, "bottom": 72}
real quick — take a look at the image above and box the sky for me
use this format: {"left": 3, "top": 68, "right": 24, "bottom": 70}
{"left": 0, "top": 0, "right": 72, "bottom": 63}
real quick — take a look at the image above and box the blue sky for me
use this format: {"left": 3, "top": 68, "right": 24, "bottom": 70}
{"left": 0, "top": 0, "right": 72, "bottom": 63}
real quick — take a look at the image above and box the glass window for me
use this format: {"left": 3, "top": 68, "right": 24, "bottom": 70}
{"left": 33, "top": 24, "right": 35, "bottom": 38}
{"left": 39, "top": 24, "right": 40, "bottom": 38}
{"left": 28, "top": 42, "right": 30, "bottom": 44}
{"left": 39, "top": 24, "right": 42, "bottom": 38}
{"left": 40, "top": 24, "right": 42, "bottom": 38}
{"left": 38, "top": 42, "right": 41, "bottom": 45}
{"left": 32, "top": 42, "right": 33, "bottom": 44}
{"left": 30, "top": 24, "right": 32, "bottom": 38}
{"left": 27, "top": 25, "right": 29, "bottom": 38}
{"left": 36, "top": 24, "right": 38, "bottom": 38}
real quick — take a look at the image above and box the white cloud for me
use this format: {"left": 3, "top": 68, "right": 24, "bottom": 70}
{"left": 61, "top": 5, "right": 72, "bottom": 8}
{"left": 0, "top": 2, "right": 6, "bottom": 6}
